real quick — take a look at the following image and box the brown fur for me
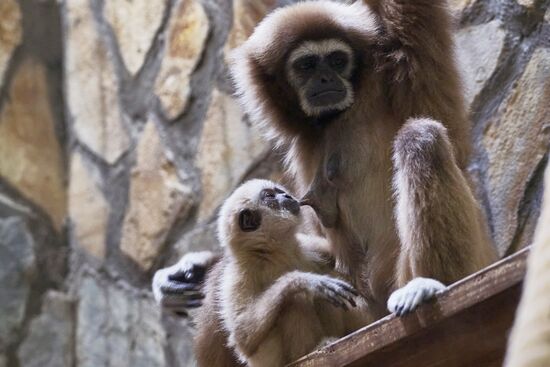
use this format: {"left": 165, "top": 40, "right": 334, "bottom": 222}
{"left": 193, "top": 259, "right": 243, "bottom": 367}
{"left": 193, "top": 180, "right": 370, "bottom": 367}
{"left": 230, "top": 0, "right": 497, "bottom": 317}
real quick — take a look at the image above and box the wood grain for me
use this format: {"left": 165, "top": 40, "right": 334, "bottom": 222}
{"left": 289, "top": 248, "right": 530, "bottom": 367}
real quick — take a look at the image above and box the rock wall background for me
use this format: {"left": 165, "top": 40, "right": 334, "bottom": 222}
{"left": 0, "top": 0, "right": 548, "bottom": 366}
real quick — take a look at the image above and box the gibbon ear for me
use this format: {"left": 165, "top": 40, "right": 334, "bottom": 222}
{"left": 239, "top": 209, "right": 262, "bottom": 232}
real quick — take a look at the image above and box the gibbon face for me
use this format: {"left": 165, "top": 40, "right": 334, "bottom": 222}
{"left": 217, "top": 180, "right": 302, "bottom": 248}
{"left": 286, "top": 39, "right": 355, "bottom": 117}
{"left": 230, "top": 1, "right": 378, "bottom": 139}
{"left": 238, "top": 186, "right": 301, "bottom": 232}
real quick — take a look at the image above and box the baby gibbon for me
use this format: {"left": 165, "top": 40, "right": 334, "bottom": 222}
{"left": 193, "top": 179, "right": 370, "bottom": 367}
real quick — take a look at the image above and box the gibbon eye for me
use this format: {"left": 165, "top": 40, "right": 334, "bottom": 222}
{"left": 327, "top": 51, "right": 348, "bottom": 70}
{"left": 261, "top": 189, "right": 276, "bottom": 199}
{"left": 294, "top": 55, "right": 318, "bottom": 72}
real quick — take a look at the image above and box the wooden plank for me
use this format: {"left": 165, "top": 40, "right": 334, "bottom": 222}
{"left": 347, "top": 284, "right": 521, "bottom": 367}
{"left": 289, "top": 247, "right": 530, "bottom": 367}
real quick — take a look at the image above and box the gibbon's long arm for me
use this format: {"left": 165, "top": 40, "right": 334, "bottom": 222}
{"left": 368, "top": 0, "right": 471, "bottom": 167}
{"left": 389, "top": 118, "right": 496, "bottom": 314}
{"left": 363, "top": 0, "right": 498, "bottom": 314}
{"left": 232, "top": 271, "right": 357, "bottom": 356}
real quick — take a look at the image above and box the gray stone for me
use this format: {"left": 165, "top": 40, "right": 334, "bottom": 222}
{"left": 154, "top": 0, "right": 209, "bottom": 119}
{"left": 482, "top": 48, "right": 550, "bottom": 255}
{"left": 75, "top": 274, "right": 108, "bottom": 367}
{"left": 224, "top": 0, "right": 275, "bottom": 58}
{"left": 18, "top": 291, "right": 74, "bottom": 367}
{"left": 0, "top": 217, "right": 36, "bottom": 348}
{"left": 0, "top": 60, "right": 67, "bottom": 230}
{"left": 0, "top": 194, "right": 32, "bottom": 218}
{"left": 517, "top": 0, "right": 535, "bottom": 8}
{"left": 456, "top": 20, "right": 507, "bottom": 108}
{"left": 0, "top": 354, "right": 6, "bottom": 367}
{"left": 0, "top": 0, "right": 21, "bottom": 84}
{"left": 65, "top": 0, "right": 130, "bottom": 164}
{"left": 75, "top": 270, "right": 167, "bottom": 367}
{"left": 172, "top": 221, "right": 219, "bottom": 263}
{"left": 104, "top": 0, "right": 167, "bottom": 75}
{"left": 120, "top": 121, "right": 194, "bottom": 270}
{"left": 68, "top": 152, "right": 109, "bottom": 260}
{"left": 196, "top": 89, "right": 267, "bottom": 221}
{"left": 164, "top": 315, "right": 197, "bottom": 367}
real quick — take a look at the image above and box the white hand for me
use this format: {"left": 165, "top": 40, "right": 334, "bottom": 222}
{"left": 387, "top": 277, "right": 445, "bottom": 316}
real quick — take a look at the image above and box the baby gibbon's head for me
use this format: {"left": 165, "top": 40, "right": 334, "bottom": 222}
{"left": 217, "top": 179, "right": 301, "bottom": 249}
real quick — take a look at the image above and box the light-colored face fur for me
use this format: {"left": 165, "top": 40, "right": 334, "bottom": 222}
{"left": 217, "top": 179, "right": 302, "bottom": 253}
{"left": 286, "top": 39, "right": 355, "bottom": 117}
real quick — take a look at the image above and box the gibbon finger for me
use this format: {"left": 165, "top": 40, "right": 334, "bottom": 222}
{"left": 322, "top": 283, "right": 355, "bottom": 309}
{"left": 160, "top": 281, "right": 202, "bottom": 294}
{"left": 329, "top": 286, "right": 357, "bottom": 308}
{"left": 331, "top": 279, "right": 359, "bottom": 296}
{"left": 317, "top": 285, "right": 348, "bottom": 309}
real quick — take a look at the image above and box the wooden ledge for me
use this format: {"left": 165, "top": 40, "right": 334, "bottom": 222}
{"left": 290, "top": 247, "right": 530, "bottom": 367}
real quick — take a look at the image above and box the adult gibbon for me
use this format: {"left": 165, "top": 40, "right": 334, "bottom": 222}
{"left": 229, "top": 0, "right": 497, "bottom": 316}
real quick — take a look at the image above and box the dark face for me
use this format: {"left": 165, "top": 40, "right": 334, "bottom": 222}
{"left": 293, "top": 51, "right": 349, "bottom": 107}
{"left": 260, "top": 187, "right": 301, "bottom": 216}
{"left": 287, "top": 40, "right": 355, "bottom": 117}
{"left": 238, "top": 187, "right": 300, "bottom": 232}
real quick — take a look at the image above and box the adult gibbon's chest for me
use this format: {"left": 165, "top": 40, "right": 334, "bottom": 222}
{"left": 293, "top": 115, "right": 403, "bottom": 304}
{"left": 324, "top": 115, "right": 400, "bottom": 238}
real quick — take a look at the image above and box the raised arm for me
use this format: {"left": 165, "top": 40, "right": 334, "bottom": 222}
{"left": 368, "top": 0, "right": 471, "bottom": 166}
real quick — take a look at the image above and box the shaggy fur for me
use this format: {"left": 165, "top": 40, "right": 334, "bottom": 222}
{"left": 193, "top": 258, "right": 244, "bottom": 367}
{"left": 193, "top": 180, "right": 370, "bottom": 367}
{"left": 230, "top": 0, "right": 497, "bottom": 316}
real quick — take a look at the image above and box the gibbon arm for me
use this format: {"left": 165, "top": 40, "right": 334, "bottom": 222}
{"left": 233, "top": 271, "right": 357, "bottom": 356}
{"left": 389, "top": 118, "right": 496, "bottom": 314}
{"left": 368, "top": 0, "right": 471, "bottom": 167}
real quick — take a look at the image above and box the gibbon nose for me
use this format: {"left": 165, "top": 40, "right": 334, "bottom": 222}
{"left": 280, "top": 196, "right": 300, "bottom": 215}
{"left": 320, "top": 74, "right": 333, "bottom": 84}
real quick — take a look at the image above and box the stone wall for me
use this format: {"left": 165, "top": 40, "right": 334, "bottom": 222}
{"left": 0, "top": 0, "right": 548, "bottom": 366}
